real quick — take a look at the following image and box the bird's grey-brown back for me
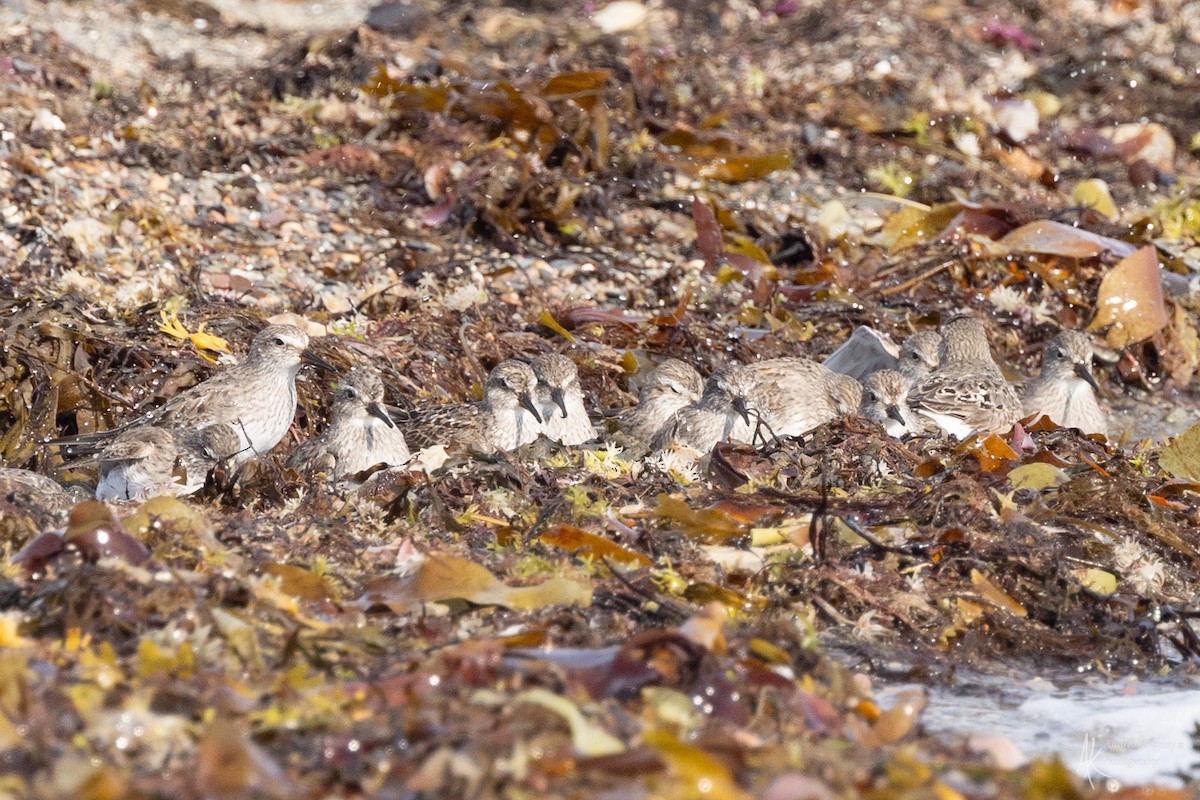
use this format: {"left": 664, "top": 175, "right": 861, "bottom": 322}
{"left": 95, "top": 427, "right": 179, "bottom": 501}
{"left": 935, "top": 314, "right": 997, "bottom": 370}
{"left": 532, "top": 353, "right": 596, "bottom": 446}
{"left": 649, "top": 363, "right": 761, "bottom": 455}
{"left": 910, "top": 314, "right": 1021, "bottom": 438}
{"left": 56, "top": 323, "right": 313, "bottom": 466}
{"left": 287, "top": 365, "right": 411, "bottom": 478}
{"left": 861, "top": 369, "right": 925, "bottom": 437}
{"left": 616, "top": 358, "right": 704, "bottom": 449}
{"left": 1022, "top": 330, "right": 1107, "bottom": 435}
{"left": 748, "top": 357, "right": 862, "bottom": 437}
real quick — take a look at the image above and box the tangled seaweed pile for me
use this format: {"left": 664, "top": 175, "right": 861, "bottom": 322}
{"left": 3, "top": 0, "right": 1200, "bottom": 795}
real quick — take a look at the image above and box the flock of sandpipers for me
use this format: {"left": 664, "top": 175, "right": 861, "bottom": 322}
{"left": 41, "top": 312, "right": 1106, "bottom": 501}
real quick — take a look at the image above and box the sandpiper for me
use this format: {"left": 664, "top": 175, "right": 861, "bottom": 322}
{"left": 531, "top": 353, "right": 597, "bottom": 446}
{"left": 909, "top": 314, "right": 1022, "bottom": 439}
{"left": 614, "top": 358, "right": 704, "bottom": 450}
{"left": 58, "top": 324, "right": 321, "bottom": 466}
{"left": 649, "top": 364, "right": 762, "bottom": 455}
{"left": 1021, "top": 330, "right": 1107, "bottom": 435}
{"left": 395, "top": 360, "right": 543, "bottom": 454}
{"left": 747, "top": 357, "right": 863, "bottom": 438}
{"left": 286, "top": 365, "right": 411, "bottom": 478}
{"left": 860, "top": 369, "right": 926, "bottom": 437}
{"left": 897, "top": 330, "right": 943, "bottom": 384}
{"left": 94, "top": 423, "right": 241, "bottom": 501}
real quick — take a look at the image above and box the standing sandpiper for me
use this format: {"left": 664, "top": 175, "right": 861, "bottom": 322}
{"left": 649, "top": 364, "right": 762, "bottom": 456}
{"left": 286, "top": 365, "right": 411, "bottom": 478}
{"left": 58, "top": 324, "right": 320, "bottom": 466}
{"left": 1021, "top": 331, "right": 1107, "bottom": 435}
{"left": 395, "top": 360, "right": 543, "bottom": 454}
{"left": 909, "top": 314, "right": 1022, "bottom": 439}
{"left": 614, "top": 358, "right": 704, "bottom": 451}
{"left": 860, "top": 369, "right": 926, "bottom": 437}
{"left": 748, "top": 357, "right": 863, "bottom": 438}
{"left": 531, "top": 353, "right": 597, "bottom": 446}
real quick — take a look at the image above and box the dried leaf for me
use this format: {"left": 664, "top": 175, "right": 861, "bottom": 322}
{"left": 970, "top": 569, "right": 1027, "bottom": 617}
{"left": 692, "top": 197, "right": 724, "bottom": 269}
{"left": 1072, "top": 179, "right": 1119, "bottom": 221}
{"left": 961, "top": 434, "right": 1018, "bottom": 472}
{"left": 512, "top": 688, "right": 625, "bottom": 756}
{"left": 541, "top": 524, "right": 651, "bottom": 567}
{"left": 883, "top": 202, "right": 958, "bottom": 251}
{"left": 66, "top": 502, "right": 150, "bottom": 565}
{"left": 654, "top": 494, "right": 748, "bottom": 544}
{"left": 1158, "top": 420, "right": 1200, "bottom": 481}
{"left": 538, "top": 310, "right": 578, "bottom": 343}
{"left": 642, "top": 728, "right": 753, "bottom": 800}
{"left": 696, "top": 152, "right": 791, "bottom": 182}
{"left": 1007, "top": 462, "right": 1067, "bottom": 490}
{"left": 1088, "top": 246, "right": 1170, "bottom": 347}
{"left": 1072, "top": 568, "right": 1117, "bottom": 595}
{"left": 260, "top": 563, "right": 339, "bottom": 603}
{"left": 860, "top": 689, "right": 926, "bottom": 746}
{"left": 558, "top": 306, "right": 645, "bottom": 330}
{"left": 998, "top": 219, "right": 1136, "bottom": 258}
{"left": 540, "top": 70, "right": 611, "bottom": 110}
{"left": 356, "top": 554, "right": 591, "bottom": 612}
{"left": 157, "top": 308, "right": 229, "bottom": 363}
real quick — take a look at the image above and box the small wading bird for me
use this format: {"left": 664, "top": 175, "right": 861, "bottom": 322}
{"left": 1021, "top": 330, "right": 1107, "bottom": 436}
{"left": 531, "top": 353, "right": 597, "bottom": 446}
{"left": 649, "top": 364, "right": 763, "bottom": 457}
{"left": 394, "top": 360, "right": 544, "bottom": 454}
{"left": 747, "top": 357, "right": 863, "bottom": 438}
{"left": 286, "top": 365, "right": 412, "bottom": 479}
{"left": 56, "top": 324, "right": 327, "bottom": 466}
{"left": 909, "top": 314, "right": 1022, "bottom": 439}
{"left": 94, "top": 424, "right": 242, "bottom": 501}
{"left": 613, "top": 358, "right": 705, "bottom": 453}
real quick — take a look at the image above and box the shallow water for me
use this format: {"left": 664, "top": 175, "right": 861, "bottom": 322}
{"left": 879, "top": 672, "right": 1200, "bottom": 787}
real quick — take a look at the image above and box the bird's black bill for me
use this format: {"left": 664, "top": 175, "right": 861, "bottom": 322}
{"left": 520, "top": 393, "right": 543, "bottom": 424}
{"left": 301, "top": 349, "right": 337, "bottom": 372}
{"left": 550, "top": 387, "right": 568, "bottom": 419}
{"left": 367, "top": 401, "right": 397, "bottom": 428}
{"left": 1074, "top": 363, "right": 1101, "bottom": 392}
{"left": 732, "top": 396, "right": 751, "bottom": 426}
{"left": 887, "top": 405, "right": 907, "bottom": 425}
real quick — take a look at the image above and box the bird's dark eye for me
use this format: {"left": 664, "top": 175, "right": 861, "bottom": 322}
{"left": 866, "top": 390, "right": 877, "bottom": 402}
{"left": 909, "top": 351, "right": 921, "bottom": 360}
{"left": 273, "top": 337, "right": 285, "bottom": 347}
